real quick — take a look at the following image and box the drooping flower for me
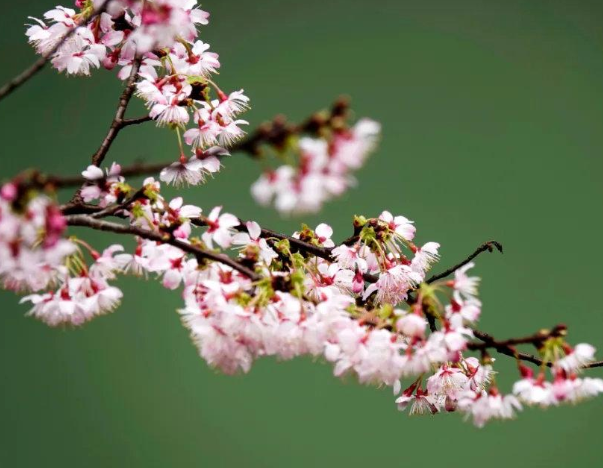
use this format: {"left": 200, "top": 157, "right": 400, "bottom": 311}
{"left": 555, "top": 344, "right": 597, "bottom": 373}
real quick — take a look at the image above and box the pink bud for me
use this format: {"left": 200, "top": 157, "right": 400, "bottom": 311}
{"left": 218, "top": 90, "right": 228, "bottom": 101}
{"left": 44, "top": 205, "right": 67, "bottom": 247}
{"left": 1, "top": 183, "right": 18, "bottom": 201}
{"left": 102, "top": 56, "right": 118, "bottom": 70}
{"left": 518, "top": 364, "right": 533, "bottom": 379}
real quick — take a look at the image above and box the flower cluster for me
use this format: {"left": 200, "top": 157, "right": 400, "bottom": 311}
{"left": 0, "top": 181, "right": 75, "bottom": 293}
{"left": 512, "top": 346, "right": 603, "bottom": 407}
{"left": 27, "top": 0, "right": 249, "bottom": 186}
{"left": 27, "top": 1, "right": 209, "bottom": 74}
{"left": 22, "top": 248, "right": 124, "bottom": 327}
{"left": 252, "top": 119, "right": 381, "bottom": 215}
{"left": 6, "top": 168, "right": 602, "bottom": 427}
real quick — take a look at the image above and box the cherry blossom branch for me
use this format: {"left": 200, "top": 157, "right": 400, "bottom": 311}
{"left": 67, "top": 196, "right": 504, "bottom": 286}
{"left": 60, "top": 180, "right": 336, "bottom": 261}
{"left": 60, "top": 185, "right": 504, "bottom": 295}
{"left": 89, "top": 187, "right": 147, "bottom": 219}
{"left": 60, "top": 195, "right": 336, "bottom": 262}
{"left": 0, "top": 0, "right": 111, "bottom": 103}
{"left": 64, "top": 214, "right": 261, "bottom": 281}
{"left": 56, "top": 201, "right": 603, "bottom": 371}
{"left": 66, "top": 206, "right": 603, "bottom": 373}
{"left": 468, "top": 326, "right": 603, "bottom": 369}
{"left": 61, "top": 192, "right": 375, "bottom": 284}
{"left": 115, "top": 95, "right": 350, "bottom": 158}
{"left": 426, "top": 240, "right": 503, "bottom": 284}
{"left": 99, "top": 95, "right": 349, "bottom": 172}
{"left": 4, "top": 0, "right": 601, "bottom": 429}
{"left": 237, "top": 96, "right": 350, "bottom": 157}
{"left": 471, "top": 325, "right": 567, "bottom": 349}
{"left": 58, "top": 214, "right": 603, "bottom": 372}
{"left": 193, "top": 217, "right": 334, "bottom": 261}
{"left": 21, "top": 97, "right": 351, "bottom": 194}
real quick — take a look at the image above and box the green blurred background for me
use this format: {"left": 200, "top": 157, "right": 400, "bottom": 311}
{"left": 2, "top": 0, "right": 603, "bottom": 466}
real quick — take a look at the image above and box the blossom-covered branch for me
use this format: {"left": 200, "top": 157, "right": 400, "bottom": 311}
{"left": 0, "top": 0, "right": 111, "bottom": 102}
{"left": 65, "top": 214, "right": 261, "bottom": 279}
{"left": 469, "top": 327, "right": 603, "bottom": 369}
{"left": 20, "top": 97, "right": 355, "bottom": 194}
{"left": 1, "top": 0, "right": 601, "bottom": 430}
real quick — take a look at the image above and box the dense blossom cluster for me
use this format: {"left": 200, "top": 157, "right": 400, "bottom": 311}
{"left": 26, "top": 0, "right": 378, "bottom": 212}
{"left": 4, "top": 172, "right": 603, "bottom": 426}
{"left": 0, "top": 184, "right": 75, "bottom": 293}
{"left": 251, "top": 119, "right": 381, "bottom": 215}
{"left": 1, "top": 0, "right": 599, "bottom": 428}
{"left": 27, "top": 0, "right": 247, "bottom": 181}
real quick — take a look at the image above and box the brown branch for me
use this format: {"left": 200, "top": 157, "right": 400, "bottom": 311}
{"left": 468, "top": 325, "right": 603, "bottom": 369}
{"left": 61, "top": 202, "right": 108, "bottom": 215}
{"left": 62, "top": 196, "right": 504, "bottom": 296}
{"left": 469, "top": 325, "right": 566, "bottom": 351}
{"left": 585, "top": 361, "right": 603, "bottom": 369}
{"left": 426, "top": 240, "right": 503, "bottom": 284}
{"left": 89, "top": 187, "right": 147, "bottom": 219}
{"left": 25, "top": 97, "right": 351, "bottom": 191}
{"left": 45, "top": 161, "right": 173, "bottom": 190}
{"left": 65, "top": 56, "right": 142, "bottom": 209}
{"left": 65, "top": 200, "right": 337, "bottom": 262}
{"left": 192, "top": 217, "right": 335, "bottom": 261}
{"left": 121, "top": 115, "right": 153, "bottom": 127}
{"left": 236, "top": 96, "right": 350, "bottom": 156}
{"left": 65, "top": 214, "right": 261, "bottom": 281}
{"left": 90, "top": 57, "right": 142, "bottom": 168}
{"left": 0, "top": 1, "right": 111, "bottom": 102}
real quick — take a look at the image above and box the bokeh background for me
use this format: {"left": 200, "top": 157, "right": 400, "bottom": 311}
{"left": 2, "top": 0, "right": 603, "bottom": 466}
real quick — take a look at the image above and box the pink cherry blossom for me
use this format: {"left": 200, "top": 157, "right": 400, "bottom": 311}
{"left": 201, "top": 206, "right": 239, "bottom": 249}
{"left": 379, "top": 211, "right": 416, "bottom": 241}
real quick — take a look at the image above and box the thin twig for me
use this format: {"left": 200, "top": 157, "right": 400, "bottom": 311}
{"left": 91, "top": 57, "right": 142, "bottom": 168}
{"left": 0, "top": 1, "right": 111, "bottom": 102}
{"left": 468, "top": 326, "right": 603, "bottom": 369}
{"left": 66, "top": 56, "right": 142, "bottom": 208}
{"left": 90, "top": 187, "right": 147, "bottom": 219}
{"left": 426, "top": 240, "right": 503, "bottom": 284}
{"left": 470, "top": 326, "right": 566, "bottom": 350}
{"left": 121, "top": 115, "right": 153, "bottom": 127}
